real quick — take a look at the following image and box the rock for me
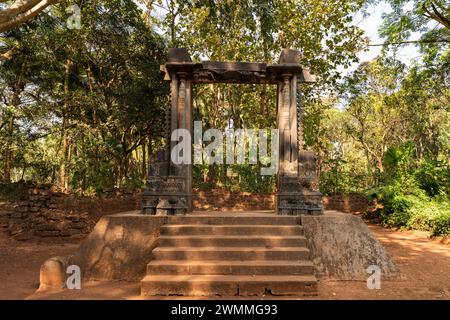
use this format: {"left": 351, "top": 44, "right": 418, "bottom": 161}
{"left": 35, "top": 224, "right": 51, "bottom": 231}
{"left": 71, "top": 222, "right": 87, "bottom": 229}
{"left": 53, "top": 220, "right": 71, "bottom": 231}
{"left": 40, "top": 190, "right": 50, "bottom": 196}
{"left": 71, "top": 212, "right": 166, "bottom": 280}
{"left": 17, "top": 206, "right": 29, "bottom": 213}
{"left": 301, "top": 211, "right": 399, "bottom": 280}
{"left": 9, "top": 225, "right": 24, "bottom": 236}
{"left": 67, "top": 215, "right": 80, "bottom": 222}
{"left": 0, "top": 217, "right": 9, "bottom": 227}
{"left": 29, "top": 188, "right": 40, "bottom": 195}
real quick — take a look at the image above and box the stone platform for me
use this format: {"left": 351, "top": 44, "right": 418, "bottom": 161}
{"left": 38, "top": 210, "right": 399, "bottom": 296}
{"left": 141, "top": 214, "right": 317, "bottom": 296}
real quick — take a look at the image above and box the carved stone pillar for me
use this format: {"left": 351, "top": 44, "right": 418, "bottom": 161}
{"left": 142, "top": 50, "right": 193, "bottom": 215}
{"left": 276, "top": 56, "right": 323, "bottom": 215}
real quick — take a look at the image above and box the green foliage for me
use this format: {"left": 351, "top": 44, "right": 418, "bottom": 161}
{"left": 366, "top": 141, "right": 450, "bottom": 236}
{"left": 414, "top": 160, "right": 450, "bottom": 197}
{"left": 0, "top": 0, "right": 167, "bottom": 192}
{"left": 382, "top": 142, "right": 415, "bottom": 177}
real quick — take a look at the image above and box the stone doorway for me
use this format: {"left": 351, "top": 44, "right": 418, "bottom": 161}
{"left": 141, "top": 48, "right": 323, "bottom": 215}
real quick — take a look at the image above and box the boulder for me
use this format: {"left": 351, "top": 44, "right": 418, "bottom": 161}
{"left": 301, "top": 211, "right": 399, "bottom": 280}
{"left": 69, "top": 211, "right": 166, "bottom": 280}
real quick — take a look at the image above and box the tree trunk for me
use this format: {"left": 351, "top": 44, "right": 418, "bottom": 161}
{"left": 141, "top": 138, "right": 147, "bottom": 180}
{"left": 3, "top": 115, "right": 14, "bottom": 183}
{"left": 60, "top": 59, "right": 71, "bottom": 190}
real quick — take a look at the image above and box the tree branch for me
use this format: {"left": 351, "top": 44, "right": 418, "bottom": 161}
{"left": 422, "top": 2, "right": 450, "bottom": 30}
{"left": 0, "top": 0, "right": 58, "bottom": 33}
{"left": 0, "top": 47, "right": 16, "bottom": 60}
{"left": 367, "top": 38, "right": 449, "bottom": 47}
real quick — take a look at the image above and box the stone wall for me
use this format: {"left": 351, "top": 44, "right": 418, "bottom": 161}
{"left": 322, "top": 193, "right": 372, "bottom": 213}
{"left": 193, "top": 190, "right": 275, "bottom": 211}
{"left": 193, "top": 190, "right": 371, "bottom": 213}
{"left": 3, "top": 184, "right": 372, "bottom": 240}
{"left": 6, "top": 185, "right": 140, "bottom": 240}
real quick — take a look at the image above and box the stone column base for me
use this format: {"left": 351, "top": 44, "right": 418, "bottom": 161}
{"left": 141, "top": 176, "right": 189, "bottom": 215}
{"left": 277, "top": 190, "right": 324, "bottom": 215}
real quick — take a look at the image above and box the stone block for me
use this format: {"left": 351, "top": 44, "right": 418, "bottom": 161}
{"left": 278, "top": 49, "right": 302, "bottom": 64}
{"left": 301, "top": 212, "right": 399, "bottom": 280}
{"left": 168, "top": 48, "right": 192, "bottom": 62}
{"left": 69, "top": 212, "right": 166, "bottom": 280}
{"left": 38, "top": 256, "right": 70, "bottom": 291}
{"left": 10, "top": 211, "right": 24, "bottom": 219}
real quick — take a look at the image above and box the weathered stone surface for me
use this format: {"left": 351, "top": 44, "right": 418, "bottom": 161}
{"left": 168, "top": 48, "right": 192, "bottom": 62}
{"left": 142, "top": 214, "right": 318, "bottom": 297}
{"left": 4, "top": 184, "right": 141, "bottom": 239}
{"left": 301, "top": 211, "right": 399, "bottom": 280}
{"left": 38, "top": 256, "right": 70, "bottom": 291}
{"left": 278, "top": 49, "right": 302, "bottom": 64}
{"left": 69, "top": 212, "right": 166, "bottom": 280}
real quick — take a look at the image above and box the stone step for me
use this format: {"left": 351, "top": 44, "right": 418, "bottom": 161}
{"left": 158, "top": 235, "right": 307, "bottom": 247}
{"left": 160, "top": 224, "right": 304, "bottom": 236}
{"left": 147, "top": 260, "right": 315, "bottom": 275}
{"left": 152, "top": 247, "right": 310, "bottom": 261}
{"left": 141, "top": 274, "right": 318, "bottom": 296}
{"left": 167, "top": 215, "right": 301, "bottom": 225}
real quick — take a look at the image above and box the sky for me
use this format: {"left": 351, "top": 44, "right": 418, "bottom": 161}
{"left": 342, "top": 1, "right": 422, "bottom": 75}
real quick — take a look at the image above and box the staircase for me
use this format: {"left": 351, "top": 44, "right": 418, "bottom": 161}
{"left": 141, "top": 214, "right": 318, "bottom": 296}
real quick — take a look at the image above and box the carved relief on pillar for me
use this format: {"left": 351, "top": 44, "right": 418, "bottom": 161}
{"left": 177, "top": 73, "right": 186, "bottom": 130}
{"left": 296, "top": 88, "right": 303, "bottom": 152}
{"left": 142, "top": 176, "right": 189, "bottom": 215}
{"left": 298, "top": 150, "right": 319, "bottom": 191}
{"left": 280, "top": 74, "right": 298, "bottom": 176}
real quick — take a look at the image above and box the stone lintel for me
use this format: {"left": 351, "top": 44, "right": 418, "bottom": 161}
{"left": 160, "top": 55, "right": 315, "bottom": 84}
{"left": 202, "top": 61, "right": 267, "bottom": 72}
{"left": 298, "top": 68, "right": 316, "bottom": 83}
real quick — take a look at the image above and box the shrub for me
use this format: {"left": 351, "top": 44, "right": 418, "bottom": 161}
{"left": 366, "top": 172, "right": 449, "bottom": 236}
{"left": 414, "top": 160, "right": 450, "bottom": 198}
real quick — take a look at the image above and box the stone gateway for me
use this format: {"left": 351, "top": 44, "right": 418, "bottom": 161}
{"left": 142, "top": 48, "right": 323, "bottom": 216}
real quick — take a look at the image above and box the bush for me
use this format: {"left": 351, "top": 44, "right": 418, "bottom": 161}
{"left": 414, "top": 160, "right": 450, "bottom": 198}
{"left": 407, "top": 200, "right": 450, "bottom": 236}
{"left": 368, "top": 183, "right": 450, "bottom": 236}
{"left": 366, "top": 171, "right": 450, "bottom": 236}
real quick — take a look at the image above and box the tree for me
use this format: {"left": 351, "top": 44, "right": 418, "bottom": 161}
{"left": 0, "top": 0, "right": 167, "bottom": 190}
{"left": 367, "top": 0, "right": 449, "bottom": 47}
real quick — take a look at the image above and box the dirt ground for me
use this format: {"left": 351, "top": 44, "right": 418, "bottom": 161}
{"left": 0, "top": 222, "right": 448, "bottom": 300}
